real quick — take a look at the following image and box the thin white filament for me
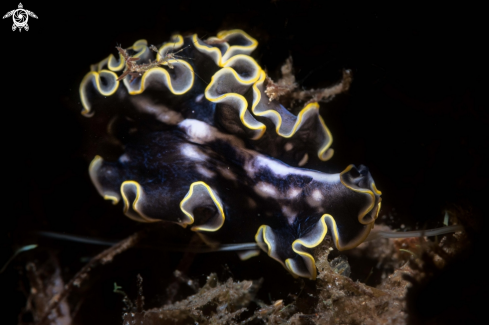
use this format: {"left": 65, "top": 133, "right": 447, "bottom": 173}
{"left": 365, "top": 225, "right": 463, "bottom": 242}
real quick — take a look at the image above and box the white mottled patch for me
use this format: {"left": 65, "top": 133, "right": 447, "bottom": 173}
{"left": 119, "top": 154, "right": 130, "bottom": 163}
{"left": 218, "top": 166, "right": 237, "bottom": 181}
{"left": 196, "top": 165, "right": 215, "bottom": 178}
{"left": 179, "top": 119, "right": 245, "bottom": 148}
{"left": 281, "top": 206, "right": 297, "bottom": 225}
{"left": 195, "top": 93, "right": 204, "bottom": 103}
{"left": 312, "top": 189, "right": 324, "bottom": 202}
{"left": 254, "top": 182, "right": 278, "bottom": 198}
{"left": 306, "top": 189, "right": 324, "bottom": 208}
{"left": 284, "top": 142, "right": 293, "bottom": 151}
{"left": 180, "top": 144, "right": 206, "bottom": 161}
{"left": 253, "top": 156, "right": 296, "bottom": 177}
{"left": 243, "top": 155, "right": 257, "bottom": 178}
{"left": 287, "top": 187, "right": 302, "bottom": 199}
{"left": 180, "top": 119, "right": 212, "bottom": 143}
{"left": 298, "top": 153, "right": 309, "bottom": 167}
{"left": 322, "top": 148, "right": 334, "bottom": 161}
{"left": 251, "top": 156, "right": 339, "bottom": 184}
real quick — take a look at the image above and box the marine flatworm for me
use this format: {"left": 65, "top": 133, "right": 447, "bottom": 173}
{"left": 79, "top": 30, "right": 381, "bottom": 279}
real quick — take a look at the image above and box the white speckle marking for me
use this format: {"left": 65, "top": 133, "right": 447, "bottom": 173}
{"left": 284, "top": 142, "right": 294, "bottom": 151}
{"left": 196, "top": 165, "right": 215, "bottom": 178}
{"left": 287, "top": 187, "right": 302, "bottom": 199}
{"left": 180, "top": 119, "right": 212, "bottom": 142}
{"left": 246, "top": 155, "right": 339, "bottom": 185}
{"left": 180, "top": 144, "right": 206, "bottom": 161}
{"left": 195, "top": 94, "right": 204, "bottom": 102}
{"left": 298, "top": 153, "right": 309, "bottom": 167}
{"left": 312, "top": 189, "right": 324, "bottom": 202}
{"left": 281, "top": 206, "right": 297, "bottom": 225}
{"left": 253, "top": 156, "right": 297, "bottom": 177}
{"left": 254, "top": 182, "right": 278, "bottom": 198}
{"left": 179, "top": 119, "right": 245, "bottom": 148}
{"left": 119, "top": 154, "right": 130, "bottom": 163}
{"left": 306, "top": 188, "right": 325, "bottom": 209}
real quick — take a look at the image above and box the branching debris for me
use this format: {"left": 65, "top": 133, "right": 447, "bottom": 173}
{"left": 312, "top": 240, "right": 409, "bottom": 325}
{"left": 22, "top": 223, "right": 469, "bottom": 325}
{"left": 116, "top": 44, "right": 189, "bottom": 82}
{"left": 121, "top": 273, "right": 259, "bottom": 324}
{"left": 119, "top": 273, "right": 301, "bottom": 325}
{"left": 265, "top": 56, "right": 353, "bottom": 105}
{"left": 264, "top": 57, "right": 297, "bottom": 102}
{"left": 21, "top": 253, "right": 72, "bottom": 325}
{"left": 37, "top": 232, "right": 141, "bottom": 325}
{"left": 291, "top": 69, "right": 352, "bottom": 104}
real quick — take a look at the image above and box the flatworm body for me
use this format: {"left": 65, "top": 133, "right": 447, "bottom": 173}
{"left": 80, "top": 30, "right": 381, "bottom": 279}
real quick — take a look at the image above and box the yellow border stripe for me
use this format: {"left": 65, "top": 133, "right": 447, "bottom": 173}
{"left": 205, "top": 68, "right": 266, "bottom": 139}
{"left": 122, "top": 60, "right": 195, "bottom": 96}
{"left": 251, "top": 70, "right": 333, "bottom": 160}
{"left": 179, "top": 181, "right": 226, "bottom": 232}
{"left": 193, "top": 30, "right": 258, "bottom": 67}
{"left": 79, "top": 70, "right": 119, "bottom": 116}
{"left": 339, "top": 165, "right": 378, "bottom": 225}
{"left": 120, "top": 181, "right": 161, "bottom": 223}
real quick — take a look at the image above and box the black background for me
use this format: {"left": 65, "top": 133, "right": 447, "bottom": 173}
{"left": 1, "top": 1, "right": 485, "bottom": 324}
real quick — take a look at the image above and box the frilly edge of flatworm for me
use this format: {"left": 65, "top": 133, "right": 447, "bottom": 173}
{"left": 90, "top": 155, "right": 225, "bottom": 231}
{"left": 179, "top": 181, "right": 226, "bottom": 232}
{"left": 255, "top": 164, "right": 381, "bottom": 279}
{"left": 192, "top": 30, "right": 258, "bottom": 67}
{"left": 79, "top": 30, "right": 334, "bottom": 165}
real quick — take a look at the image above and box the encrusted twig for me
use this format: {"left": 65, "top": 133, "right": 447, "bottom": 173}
{"left": 264, "top": 56, "right": 297, "bottom": 102}
{"left": 116, "top": 44, "right": 189, "bottom": 82}
{"left": 264, "top": 57, "right": 353, "bottom": 105}
{"left": 292, "top": 69, "right": 353, "bottom": 105}
{"left": 24, "top": 254, "right": 71, "bottom": 325}
{"left": 37, "top": 232, "right": 142, "bottom": 325}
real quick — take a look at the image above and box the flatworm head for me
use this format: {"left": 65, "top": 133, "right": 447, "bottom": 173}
{"left": 80, "top": 30, "right": 381, "bottom": 279}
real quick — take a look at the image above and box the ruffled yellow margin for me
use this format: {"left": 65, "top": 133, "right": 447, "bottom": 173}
{"left": 340, "top": 164, "right": 382, "bottom": 225}
{"left": 79, "top": 70, "right": 119, "bottom": 116}
{"left": 192, "top": 30, "right": 258, "bottom": 67}
{"left": 88, "top": 155, "right": 120, "bottom": 204}
{"left": 179, "top": 181, "right": 226, "bottom": 232}
{"left": 251, "top": 70, "right": 334, "bottom": 161}
{"left": 255, "top": 225, "right": 293, "bottom": 275}
{"left": 205, "top": 58, "right": 265, "bottom": 139}
{"left": 255, "top": 167, "right": 382, "bottom": 279}
{"left": 90, "top": 156, "right": 225, "bottom": 230}
{"left": 121, "top": 60, "right": 195, "bottom": 95}
{"left": 256, "top": 211, "right": 377, "bottom": 279}
{"left": 79, "top": 37, "right": 194, "bottom": 116}
{"left": 202, "top": 44, "right": 334, "bottom": 160}
{"left": 120, "top": 181, "right": 162, "bottom": 223}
